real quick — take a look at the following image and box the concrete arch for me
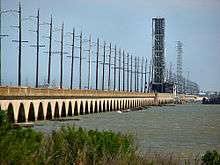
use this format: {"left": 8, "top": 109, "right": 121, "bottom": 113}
{"left": 28, "top": 102, "right": 35, "bottom": 122}
{"left": 94, "top": 101, "right": 98, "bottom": 113}
{"left": 54, "top": 102, "right": 59, "bottom": 118}
{"left": 80, "top": 101, "right": 84, "bottom": 115}
{"left": 61, "top": 102, "right": 66, "bottom": 117}
{"left": 90, "top": 101, "right": 93, "bottom": 114}
{"left": 74, "top": 101, "right": 78, "bottom": 116}
{"left": 18, "top": 103, "right": 26, "bottom": 123}
{"left": 68, "top": 101, "right": 72, "bottom": 116}
{"left": 85, "top": 101, "right": 89, "bottom": 114}
{"left": 46, "top": 102, "right": 52, "bottom": 120}
{"left": 7, "top": 103, "right": 15, "bottom": 123}
{"left": 37, "top": 102, "right": 44, "bottom": 120}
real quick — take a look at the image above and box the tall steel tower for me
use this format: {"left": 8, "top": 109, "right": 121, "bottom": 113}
{"left": 176, "top": 41, "right": 183, "bottom": 93}
{"left": 151, "top": 17, "right": 165, "bottom": 92}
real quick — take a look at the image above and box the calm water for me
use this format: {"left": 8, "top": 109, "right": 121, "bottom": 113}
{"left": 34, "top": 104, "right": 220, "bottom": 158}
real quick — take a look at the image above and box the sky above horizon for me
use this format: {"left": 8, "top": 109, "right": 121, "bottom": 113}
{"left": 2, "top": 0, "right": 220, "bottom": 91}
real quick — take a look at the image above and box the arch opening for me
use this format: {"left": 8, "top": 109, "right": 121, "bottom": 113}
{"left": 80, "top": 101, "right": 84, "bottom": 115}
{"left": 103, "top": 100, "right": 106, "bottom": 112}
{"left": 18, "top": 103, "right": 26, "bottom": 123}
{"left": 85, "top": 101, "right": 89, "bottom": 114}
{"left": 99, "top": 101, "right": 102, "bottom": 112}
{"left": 117, "top": 100, "right": 119, "bottom": 110}
{"left": 107, "top": 100, "right": 109, "bottom": 111}
{"left": 7, "top": 103, "right": 15, "bottom": 123}
{"left": 68, "top": 102, "right": 72, "bottom": 116}
{"left": 90, "top": 101, "right": 93, "bottom": 114}
{"left": 54, "top": 102, "right": 59, "bottom": 118}
{"left": 61, "top": 102, "right": 66, "bottom": 117}
{"left": 94, "top": 101, "right": 98, "bottom": 113}
{"left": 110, "top": 100, "right": 113, "bottom": 111}
{"left": 74, "top": 101, "right": 78, "bottom": 116}
{"left": 28, "top": 103, "right": 35, "bottom": 122}
{"left": 37, "top": 102, "right": 44, "bottom": 120}
{"left": 46, "top": 102, "right": 52, "bottom": 120}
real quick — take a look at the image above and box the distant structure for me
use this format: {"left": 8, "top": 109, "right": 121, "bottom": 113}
{"left": 151, "top": 17, "right": 165, "bottom": 92}
{"left": 176, "top": 41, "right": 183, "bottom": 93}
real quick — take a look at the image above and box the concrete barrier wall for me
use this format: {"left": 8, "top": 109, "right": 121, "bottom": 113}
{"left": 0, "top": 86, "right": 156, "bottom": 98}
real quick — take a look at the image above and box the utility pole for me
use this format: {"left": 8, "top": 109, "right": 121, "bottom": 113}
{"left": 118, "top": 49, "right": 121, "bottom": 91}
{"left": 87, "top": 34, "right": 92, "bottom": 90}
{"left": 148, "top": 59, "right": 152, "bottom": 92}
{"left": 127, "top": 53, "right": 129, "bottom": 92}
{"left": 17, "top": 2, "right": 22, "bottom": 86}
{"left": 95, "top": 38, "right": 99, "bottom": 90}
{"left": 141, "top": 57, "right": 144, "bottom": 92}
{"left": 113, "top": 45, "right": 116, "bottom": 91}
{"left": 11, "top": 2, "right": 28, "bottom": 86}
{"left": 134, "top": 57, "right": 137, "bottom": 92}
{"left": 79, "top": 32, "right": 82, "bottom": 89}
{"left": 144, "top": 58, "right": 147, "bottom": 93}
{"left": 0, "top": 0, "right": 2, "bottom": 86}
{"left": 108, "top": 43, "right": 111, "bottom": 90}
{"left": 102, "top": 41, "right": 106, "bottom": 90}
{"left": 122, "top": 50, "right": 125, "bottom": 91}
{"left": 60, "top": 23, "right": 64, "bottom": 89}
{"left": 137, "top": 57, "right": 139, "bottom": 92}
{"left": 29, "top": 9, "right": 45, "bottom": 88}
{"left": 186, "top": 71, "right": 189, "bottom": 94}
{"left": 35, "top": 9, "right": 40, "bottom": 88}
{"left": 70, "top": 28, "right": 75, "bottom": 89}
{"left": 47, "top": 15, "right": 52, "bottom": 86}
{"left": 130, "top": 55, "right": 132, "bottom": 92}
{"left": 0, "top": 0, "right": 9, "bottom": 86}
{"left": 169, "top": 62, "right": 172, "bottom": 83}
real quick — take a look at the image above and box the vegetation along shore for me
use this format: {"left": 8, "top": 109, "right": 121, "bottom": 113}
{"left": 0, "top": 110, "right": 219, "bottom": 165}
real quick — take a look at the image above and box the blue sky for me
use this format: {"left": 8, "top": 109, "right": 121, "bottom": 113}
{"left": 2, "top": 0, "right": 220, "bottom": 91}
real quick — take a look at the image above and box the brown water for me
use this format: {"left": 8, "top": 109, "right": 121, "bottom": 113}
{"left": 34, "top": 104, "right": 220, "bottom": 158}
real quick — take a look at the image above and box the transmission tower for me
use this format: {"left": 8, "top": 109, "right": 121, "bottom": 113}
{"left": 151, "top": 17, "right": 165, "bottom": 92}
{"left": 176, "top": 41, "right": 183, "bottom": 93}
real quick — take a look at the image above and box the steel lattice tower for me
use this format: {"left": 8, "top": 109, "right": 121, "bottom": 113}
{"left": 176, "top": 41, "right": 183, "bottom": 93}
{"left": 151, "top": 18, "right": 165, "bottom": 92}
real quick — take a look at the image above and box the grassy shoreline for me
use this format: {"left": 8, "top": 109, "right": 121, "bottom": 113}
{"left": 0, "top": 110, "right": 219, "bottom": 165}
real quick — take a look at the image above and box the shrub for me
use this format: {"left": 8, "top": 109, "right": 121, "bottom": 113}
{"left": 202, "top": 150, "right": 220, "bottom": 165}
